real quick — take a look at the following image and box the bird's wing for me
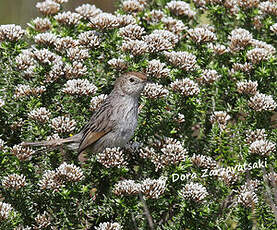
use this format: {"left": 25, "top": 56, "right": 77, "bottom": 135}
{"left": 78, "top": 129, "right": 111, "bottom": 154}
{"left": 78, "top": 98, "right": 114, "bottom": 154}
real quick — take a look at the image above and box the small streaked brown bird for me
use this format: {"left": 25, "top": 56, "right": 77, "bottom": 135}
{"left": 23, "top": 72, "right": 147, "bottom": 162}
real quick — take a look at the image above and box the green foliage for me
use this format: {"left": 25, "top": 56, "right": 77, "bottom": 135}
{"left": 0, "top": 0, "right": 276, "bottom": 229}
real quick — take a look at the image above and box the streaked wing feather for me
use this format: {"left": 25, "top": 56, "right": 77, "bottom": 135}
{"left": 78, "top": 129, "right": 111, "bottom": 154}
{"left": 78, "top": 97, "right": 114, "bottom": 154}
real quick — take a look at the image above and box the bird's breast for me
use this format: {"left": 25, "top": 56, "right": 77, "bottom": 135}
{"left": 112, "top": 98, "right": 138, "bottom": 146}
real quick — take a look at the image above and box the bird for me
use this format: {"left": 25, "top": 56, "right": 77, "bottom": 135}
{"left": 23, "top": 72, "right": 147, "bottom": 162}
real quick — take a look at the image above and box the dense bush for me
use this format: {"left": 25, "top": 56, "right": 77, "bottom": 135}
{"left": 0, "top": 0, "right": 276, "bottom": 229}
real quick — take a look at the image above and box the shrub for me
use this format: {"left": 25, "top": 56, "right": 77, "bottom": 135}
{"left": 0, "top": 0, "right": 276, "bottom": 229}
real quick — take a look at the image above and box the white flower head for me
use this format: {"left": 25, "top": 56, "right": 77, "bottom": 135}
{"left": 164, "top": 51, "right": 197, "bottom": 71}
{"left": 51, "top": 116, "right": 76, "bottom": 133}
{"left": 179, "top": 182, "right": 208, "bottom": 202}
{"left": 97, "top": 147, "right": 127, "bottom": 168}
{"left": 143, "top": 83, "right": 169, "bottom": 99}
{"left": 62, "top": 79, "right": 97, "bottom": 96}
{"left": 248, "top": 93, "right": 277, "bottom": 111}
{"left": 170, "top": 78, "right": 200, "bottom": 96}
{"left": 75, "top": 4, "right": 102, "bottom": 19}
{"left": 140, "top": 176, "right": 167, "bottom": 199}
{"left": 2, "top": 174, "right": 26, "bottom": 190}
{"left": 36, "top": 0, "right": 60, "bottom": 15}
{"left": 187, "top": 27, "right": 217, "bottom": 43}
{"left": 166, "top": 1, "right": 196, "bottom": 18}
{"left": 0, "top": 24, "right": 25, "bottom": 41}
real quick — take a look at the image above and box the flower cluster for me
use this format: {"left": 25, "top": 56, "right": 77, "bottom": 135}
{"left": 166, "top": 1, "right": 196, "bottom": 18}
{"left": 245, "top": 128, "right": 275, "bottom": 156}
{"left": 33, "top": 48, "right": 62, "bottom": 64}
{"left": 0, "top": 202, "right": 14, "bottom": 220}
{"left": 118, "top": 24, "right": 145, "bottom": 40}
{"left": 248, "top": 93, "right": 277, "bottom": 111}
{"left": 90, "top": 94, "right": 107, "bottom": 111}
{"left": 38, "top": 162, "right": 84, "bottom": 191}
{"left": 187, "top": 27, "right": 217, "bottom": 43}
{"left": 249, "top": 140, "right": 275, "bottom": 156}
{"left": 108, "top": 58, "right": 128, "bottom": 70}
{"left": 54, "top": 11, "right": 81, "bottom": 26}
{"left": 34, "top": 32, "right": 57, "bottom": 46}
{"left": 89, "top": 13, "right": 119, "bottom": 29}
{"left": 122, "top": 0, "right": 145, "bottom": 13}
{"left": 270, "top": 23, "right": 277, "bottom": 34}
{"left": 0, "top": 139, "right": 5, "bottom": 150}
{"left": 116, "top": 14, "right": 136, "bottom": 26}
{"left": 143, "top": 30, "right": 179, "bottom": 52}
{"left": 161, "top": 16, "right": 186, "bottom": 34}
{"left": 164, "top": 51, "right": 197, "bottom": 71}
{"left": 170, "top": 78, "right": 200, "bottom": 96}
{"left": 50, "top": 116, "right": 76, "bottom": 133}
{"left": 144, "top": 10, "right": 165, "bottom": 25}
{"left": 229, "top": 28, "right": 252, "bottom": 52}
{"left": 237, "top": 181, "right": 259, "bottom": 208}
{"left": 15, "top": 225, "right": 32, "bottom": 229}
{"left": 246, "top": 129, "right": 267, "bottom": 144}
{"left": 231, "top": 62, "right": 253, "bottom": 73}
{"left": 208, "top": 43, "right": 229, "bottom": 55}
{"left": 28, "top": 107, "right": 51, "bottom": 123}
{"left": 266, "top": 172, "right": 277, "bottom": 186}
{"left": 38, "top": 170, "right": 62, "bottom": 191}
{"left": 238, "top": 0, "right": 259, "bottom": 9}
{"left": 34, "top": 212, "right": 51, "bottom": 230}
{"left": 15, "top": 50, "right": 36, "bottom": 70}
{"left": 75, "top": 4, "right": 102, "bottom": 19}
{"left": 63, "top": 61, "right": 88, "bottom": 79}
{"left": 36, "top": 0, "right": 60, "bottom": 16}
{"left": 236, "top": 80, "right": 258, "bottom": 95}
{"left": 2, "top": 174, "right": 26, "bottom": 190}
{"left": 121, "top": 39, "right": 148, "bottom": 56}
{"left": 210, "top": 111, "right": 231, "bottom": 128}
{"left": 113, "top": 179, "right": 140, "bottom": 195}
{"left": 0, "top": 98, "right": 5, "bottom": 108}
{"left": 216, "top": 168, "right": 239, "bottom": 185}
{"left": 246, "top": 48, "right": 272, "bottom": 64}
{"left": 179, "top": 182, "right": 208, "bottom": 202}
{"left": 258, "top": 1, "right": 277, "bottom": 16}
{"left": 78, "top": 31, "right": 101, "bottom": 48}
{"left": 146, "top": 59, "right": 170, "bottom": 78}
{"left": 57, "top": 162, "right": 85, "bottom": 181}
{"left": 140, "top": 177, "right": 167, "bottom": 199}
{"left": 54, "top": 37, "right": 78, "bottom": 50}
{"left": 95, "top": 222, "right": 122, "bottom": 230}
{"left": 140, "top": 138, "right": 188, "bottom": 171}
{"left": 197, "top": 69, "right": 221, "bottom": 84}
{"left": 12, "top": 144, "right": 35, "bottom": 161}
{"left": 0, "top": 24, "right": 25, "bottom": 41}
{"left": 113, "top": 176, "right": 167, "bottom": 199}
{"left": 175, "top": 113, "right": 185, "bottom": 123}
{"left": 66, "top": 47, "right": 90, "bottom": 61}
{"left": 142, "top": 83, "right": 169, "bottom": 99}
{"left": 250, "top": 39, "right": 275, "bottom": 54}
{"left": 31, "top": 17, "right": 52, "bottom": 32}
{"left": 62, "top": 79, "right": 97, "bottom": 96}
{"left": 97, "top": 147, "right": 127, "bottom": 168}
{"left": 191, "top": 154, "right": 217, "bottom": 169}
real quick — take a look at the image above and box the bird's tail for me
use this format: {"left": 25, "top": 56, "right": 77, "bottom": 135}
{"left": 22, "top": 135, "right": 80, "bottom": 149}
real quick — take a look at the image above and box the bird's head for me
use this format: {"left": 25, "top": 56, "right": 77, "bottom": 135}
{"left": 114, "top": 72, "right": 147, "bottom": 97}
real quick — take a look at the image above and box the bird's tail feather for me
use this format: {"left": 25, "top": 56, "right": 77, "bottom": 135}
{"left": 22, "top": 135, "right": 79, "bottom": 148}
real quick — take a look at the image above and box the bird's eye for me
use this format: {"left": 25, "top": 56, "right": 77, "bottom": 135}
{"left": 129, "top": 78, "right": 135, "bottom": 83}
